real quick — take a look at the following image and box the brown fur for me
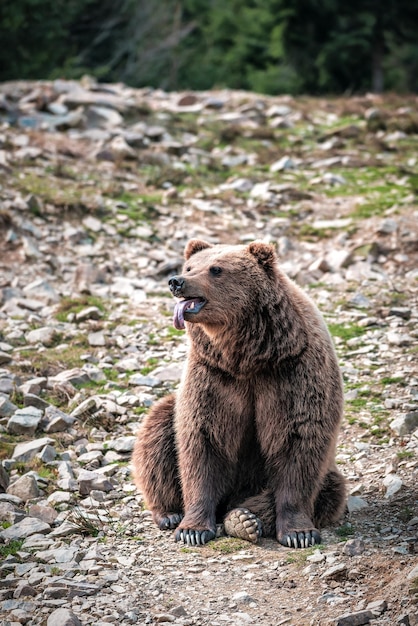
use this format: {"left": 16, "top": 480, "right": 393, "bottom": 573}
{"left": 132, "top": 240, "right": 346, "bottom": 547}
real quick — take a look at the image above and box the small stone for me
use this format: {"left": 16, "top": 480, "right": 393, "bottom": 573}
{"left": 377, "top": 218, "right": 398, "bottom": 234}
{"left": 26, "top": 326, "right": 57, "bottom": 347}
{"left": 383, "top": 474, "right": 403, "bottom": 498}
{"left": 43, "top": 405, "right": 75, "bottom": 433}
{"left": 232, "top": 591, "right": 255, "bottom": 603}
{"left": 6, "top": 474, "right": 40, "bottom": 501}
{"left": 0, "top": 351, "right": 12, "bottom": 365}
{"left": 0, "top": 396, "right": 18, "bottom": 417}
{"left": 390, "top": 412, "right": 418, "bottom": 436}
{"left": 335, "top": 610, "right": 374, "bottom": 626}
{"left": 7, "top": 406, "right": 43, "bottom": 435}
{"left": 78, "top": 469, "right": 113, "bottom": 495}
{"left": 106, "top": 436, "right": 136, "bottom": 453}
{"left": 37, "top": 444, "right": 57, "bottom": 463}
{"left": 0, "top": 464, "right": 9, "bottom": 491}
{"left": 270, "top": 156, "right": 295, "bottom": 172}
{"left": 321, "top": 562, "right": 347, "bottom": 580}
{"left": 12, "top": 437, "right": 55, "bottom": 462}
{"left": 128, "top": 374, "right": 160, "bottom": 387}
{"left": 28, "top": 504, "right": 58, "bottom": 525}
{"left": 88, "top": 331, "right": 106, "bottom": 347}
{"left": 47, "top": 608, "right": 82, "bottom": 626}
{"left": 307, "top": 549, "right": 326, "bottom": 563}
{"left": 347, "top": 496, "right": 368, "bottom": 512}
{"left": 0, "top": 516, "right": 50, "bottom": 540}
{"left": 366, "top": 599, "right": 387, "bottom": 616}
{"left": 75, "top": 306, "right": 102, "bottom": 322}
{"left": 343, "top": 539, "right": 365, "bottom": 556}
{"left": 388, "top": 307, "right": 411, "bottom": 320}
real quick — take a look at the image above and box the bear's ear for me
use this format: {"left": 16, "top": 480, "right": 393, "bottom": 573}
{"left": 184, "top": 239, "right": 213, "bottom": 260}
{"left": 247, "top": 241, "right": 277, "bottom": 271}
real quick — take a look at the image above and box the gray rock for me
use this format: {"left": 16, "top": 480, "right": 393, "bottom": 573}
{"left": 128, "top": 374, "right": 160, "bottom": 387}
{"left": 335, "top": 610, "right": 374, "bottom": 626}
{"left": 88, "top": 331, "right": 106, "bottom": 347}
{"left": 0, "top": 351, "right": 12, "bottom": 365}
{"left": 390, "top": 412, "right": 418, "bottom": 436}
{"left": 47, "top": 608, "right": 82, "bottom": 626}
{"left": 43, "top": 405, "right": 75, "bottom": 433}
{"left": 23, "top": 393, "right": 50, "bottom": 409}
{"left": 0, "top": 516, "right": 50, "bottom": 540}
{"left": 19, "top": 376, "right": 48, "bottom": 395}
{"left": 383, "top": 473, "right": 403, "bottom": 498}
{"left": 106, "top": 436, "right": 136, "bottom": 453}
{"left": 6, "top": 474, "right": 40, "bottom": 501}
{"left": 388, "top": 307, "right": 411, "bottom": 320}
{"left": 347, "top": 496, "right": 368, "bottom": 512}
{"left": 25, "top": 326, "right": 57, "bottom": 347}
{"left": 50, "top": 368, "right": 91, "bottom": 386}
{"left": 77, "top": 469, "right": 114, "bottom": 495}
{"left": 7, "top": 406, "right": 43, "bottom": 435}
{"left": 75, "top": 306, "right": 102, "bottom": 322}
{"left": 37, "top": 444, "right": 57, "bottom": 463}
{"left": 0, "top": 395, "right": 18, "bottom": 417}
{"left": 0, "top": 464, "right": 9, "bottom": 491}
{"left": 343, "top": 538, "right": 365, "bottom": 556}
{"left": 28, "top": 504, "right": 57, "bottom": 525}
{"left": 12, "top": 437, "right": 55, "bottom": 462}
{"left": 321, "top": 562, "right": 347, "bottom": 580}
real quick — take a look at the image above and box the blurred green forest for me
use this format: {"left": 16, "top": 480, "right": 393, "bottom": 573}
{"left": 1, "top": 0, "right": 418, "bottom": 94}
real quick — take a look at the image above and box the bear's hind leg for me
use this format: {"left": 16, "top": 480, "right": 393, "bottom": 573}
{"left": 224, "top": 490, "right": 275, "bottom": 543}
{"left": 131, "top": 393, "right": 183, "bottom": 530}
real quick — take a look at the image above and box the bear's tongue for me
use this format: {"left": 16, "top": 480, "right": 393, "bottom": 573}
{"left": 173, "top": 299, "right": 202, "bottom": 330}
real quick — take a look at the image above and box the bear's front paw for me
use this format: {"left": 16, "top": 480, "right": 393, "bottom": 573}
{"left": 278, "top": 529, "right": 321, "bottom": 549}
{"left": 224, "top": 508, "right": 262, "bottom": 544}
{"left": 174, "top": 528, "right": 216, "bottom": 546}
{"left": 155, "top": 512, "right": 183, "bottom": 530}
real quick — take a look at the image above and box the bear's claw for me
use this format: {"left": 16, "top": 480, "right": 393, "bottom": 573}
{"left": 157, "top": 513, "right": 183, "bottom": 530}
{"left": 175, "top": 528, "right": 216, "bottom": 546}
{"left": 279, "top": 529, "right": 321, "bottom": 549}
{"left": 224, "top": 508, "right": 262, "bottom": 544}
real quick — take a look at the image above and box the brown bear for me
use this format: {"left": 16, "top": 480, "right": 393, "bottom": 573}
{"left": 132, "top": 239, "right": 346, "bottom": 548}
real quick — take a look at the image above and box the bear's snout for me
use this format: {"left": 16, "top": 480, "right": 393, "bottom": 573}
{"left": 169, "top": 275, "right": 185, "bottom": 297}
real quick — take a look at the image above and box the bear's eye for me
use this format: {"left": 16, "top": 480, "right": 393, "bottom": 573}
{"left": 209, "top": 266, "right": 222, "bottom": 277}
{"left": 186, "top": 266, "right": 191, "bottom": 272}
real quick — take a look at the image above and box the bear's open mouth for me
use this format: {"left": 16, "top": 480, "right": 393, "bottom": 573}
{"left": 173, "top": 298, "right": 206, "bottom": 330}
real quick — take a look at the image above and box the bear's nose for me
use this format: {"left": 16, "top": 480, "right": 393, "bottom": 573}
{"left": 168, "top": 275, "right": 185, "bottom": 296}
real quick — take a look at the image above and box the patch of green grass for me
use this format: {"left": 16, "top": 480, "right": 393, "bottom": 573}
{"left": 335, "top": 523, "right": 355, "bottom": 539}
{"left": 16, "top": 341, "right": 89, "bottom": 377}
{"left": 0, "top": 539, "right": 24, "bottom": 558}
{"left": 55, "top": 295, "right": 106, "bottom": 322}
{"left": 327, "top": 322, "right": 367, "bottom": 342}
{"left": 13, "top": 171, "right": 100, "bottom": 213}
{"left": 163, "top": 327, "right": 184, "bottom": 340}
{"left": 380, "top": 376, "right": 405, "bottom": 386}
{"left": 140, "top": 357, "right": 159, "bottom": 375}
{"left": 397, "top": 450, "right": 414, "bottom": 460}
{"left": 208, "top": 537, "right": 249, "bottom": 553}
{"left": 285, "top": 544, "right": 325, "bottom": 565}
{"left": 133, "top": 406, "right": 148, "bottom": 416}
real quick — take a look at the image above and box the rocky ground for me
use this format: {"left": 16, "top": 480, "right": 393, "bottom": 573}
{"left": 0, "top": 79, "right": 417, "bottom": 626}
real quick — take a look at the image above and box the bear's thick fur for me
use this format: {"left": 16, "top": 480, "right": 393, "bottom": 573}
{"left": 132, "top": 240, "right": 346, "bottom": 548}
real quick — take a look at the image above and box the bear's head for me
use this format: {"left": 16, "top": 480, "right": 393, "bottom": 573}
{"left": 169, "top": 239, "right": 278, "bottom": 330}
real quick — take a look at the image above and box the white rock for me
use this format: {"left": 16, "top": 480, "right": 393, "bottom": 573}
{"left": 0, "top": 516, "right": 50, "bottom": 540}
{"left": 12, "top": 437, "right": 55, "bottom": 462}
{"left": 347, "top": 496, "right": 368, "bottom": 512}
{"left": 383, "top": 474, "right": 403, "bottom": 498}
